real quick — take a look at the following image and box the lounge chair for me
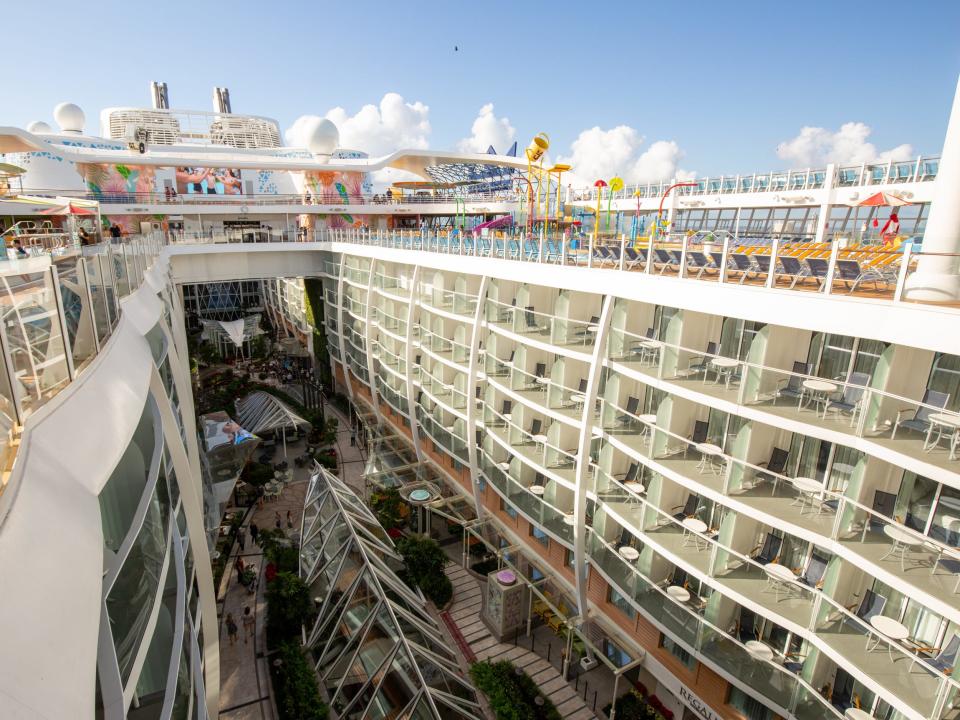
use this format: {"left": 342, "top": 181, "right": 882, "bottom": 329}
{"left": 775, "top": 361, "right": 811, "bottom": 402}
{"left": 687, "top": 251, "right": 716, "bottom": 278}
{"left": 892, "top": 389, "right": 950, "bottom": 440}
{"left": 805, "top": 258, "right": 830, "bottom": 289}
{"left": 779, "top": 255, "right": 812, "bottom": 289}
{"left": 730, "top": 253, "right": 758, "bottom": 283}
{"left": 654, "top": 248, "right": 679, "bottom": 274}
{"left": 835, "top": 259, "right": 892, "bottom": 293}
{"left": 823, "top": 371, "right": 870, "bottom": 425}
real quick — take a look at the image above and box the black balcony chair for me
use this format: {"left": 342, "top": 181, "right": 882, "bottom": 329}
{"left": 573, "top": 315, "right": 600, "bottom": 343}
{"left": 671, "top": 494, "right": 700, "bottom": 521}
{"left": 829, "top": 668, "right": 856, "bottom": 712}
{"left": 750, "top": 533, "right": 783, "bottom": 565}
{"left": 500, "top": 400, "right": 512, "bottom": 425}
{"left": 525, "top": 306, "right": 547, "bottom": 334}
{"left": 627, "top": 327, "right": 656, "bottom": 359}
{"left": 669, "top": 567, "right": 688, "bottom": 588}
{"left": 863, "top": 489, "right": 898, "bottom": 535}
{"left": 617, "top": 462, "right": 641, "bottom": 484}
{"left": 614, "top": 396, "right": 641, "bottom": 431}
{"left": 525, "top": 362, "right": 547, "bottom": 390}
{"left": 823, "top": 371, "right": 871, "bottom": 426}
{"left": 775, "top": 361, "right": 811, "bottom": 403}
{"left": 683, "top": 420, "right": 710, "bottom": 457}
{"left": 918, "top": 634, "right": 960, "bottom": 676}
{"left": 526, "top": 419, "right": 542, "bottom": 444}
{"left": 734, "top": 609, "right": 759, "bottom": 643}
{"left": 747, "top": 447, "right": 790, "bottom": 492}
{"left": 796, "top": 552, "right": 828, "bottom": 590}
{"left": 687, "top": 342, "right": 718, "bottom": 377}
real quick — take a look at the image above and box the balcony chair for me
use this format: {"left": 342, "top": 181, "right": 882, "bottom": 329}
{"left": 574, "top": 315, "right": 600, "bottom": 342}
{"left": 654, "top": 248, "right": 679, "bottom": 274}
{"left": 843, "top": 589, "right": 886, "bottom": 632}
{"left": 614, "top": 396, "right": 641, "bottom": 432}
{"left": 687, "top": 342, "right": 718, "bottom": 378}
{"left": 594, "top": 246, "right": 615, "bottom": 266}
{"left": 500, "top": 400, "right": 512, "bottom": 425}
{"left": 624, "top": 247, "right": 647, "bottom": 270}
{"left": 671, "top": 494, "right": 700, "bottom": 521}
{"left": 750, "top": 533, "right": 783, "bottom": 565}
{"left": 775, "top": 361, "right": 811, "bottom": 403}
{"left": 748, "top": 447, "right": 790, "bottom": 492}
{"left": 918, "top": 634, "right": 960, "bottom": 676}
{"left": 682, "top": 420, "right": 710, "bottom": 458}
{"left": 616, "top": 463, "right": 642, "bottom": 491}
{"left": 778, "top": 255, "right": 812, "bottom": 289}
{"left": 526, "top": 419, "right": 542, "bottom": 445}
{"left": 865, "top": 490, "right": 898, "bottom": 535}
{"left": 525, "top": 362, "right": 547, "bottom": 390}
{"left": 891, "top": 389, "right": 950, "bottom": 440}
{"left": 828, "top": 669, "right": 856, "bottom": 712}
{"left": 730, "top": 253, "right": 759, "bottom": 283}
{"left": 823, "top": 371, "right": 870, "bottom": 426}
{"left": 734, "top": 609, "right": 759, "bottom": 643}
{"left": 524, "top": 306, "right": 548, "bottom": 334}
{"left": 668, "top": 568, "right": 688, "bottom": 588}
{"left": 795, "top": 552, "right": 828, "bottom": 590}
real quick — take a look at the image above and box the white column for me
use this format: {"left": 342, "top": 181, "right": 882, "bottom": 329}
{"left": 813, "top": 163, "right": 836, "bottom": 246}
{"left": 904, "top": 74, "right": 960, "bottom": 301}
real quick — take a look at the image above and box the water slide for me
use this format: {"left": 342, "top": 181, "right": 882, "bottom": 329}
{"left": 472, "top": 215, "right": 513, "bottom": 233}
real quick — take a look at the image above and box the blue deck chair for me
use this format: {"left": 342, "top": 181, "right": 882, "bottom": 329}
{"left": 779, "top": 255, "right": 811, "bottom": 289}
{"left": 836, "top": 259, "right": 891, "bottom": 293}
{"left": 844, "top": 589, "right": 886, "bottom": 632}
{"left": 776, "top": 361, "right": 811, "bottom": 402}
{"left": 688, "top": 342, "right": 718, "bottom": 377}
{"left": 805, "top": 258, "right": 830, "bottom": 289}
{"left": 892, "top": 389, "right": 950, "bottom": 439}
{"left": 750, "top": 533, "right": 782, "bottom": 564}
{"left": 921, "top": 634, "right": 960, "bottom": 676}
{"left": 824, "top": 371, "right": 870, "bottom": 425}
{"left": 730, "top": 253, "right": 758, "bottom": 284}
{"left": 654, "top": 248, "right": 679, "bottom": 274}
{"left": 797, "top": 552, "right": 828, "bottom": 589}
{"left": 687, "top": 251, "right": 716, "bottom": 278}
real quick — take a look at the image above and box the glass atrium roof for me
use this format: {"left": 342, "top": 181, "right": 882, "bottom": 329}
{"left": 234, "top": 391, "right": 310, "bottom": 435}
{"left": 299, "top": 466, "right": 481, "bottom": 720}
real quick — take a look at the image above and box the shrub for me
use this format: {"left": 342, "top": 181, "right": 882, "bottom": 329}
{"left": 602, "top": 690, "right": 672, "bottom": 720}
{"left": 395, "top": 536, "right": 453, "bottom": 606}
{"left": 469, "top": 660, "right": 561, "bottom": 720}
{"left": 369, "top": 487, "right": 407, "bottom": 530}
{"left": 267, "top": 543, "right": 302, "bottom": 574}
{"left": 241, "top": 462, "right": 275, "bottom": 486}
{"left": 265, "top": 571, "right": 313, "bottom": 648}
{"left": 271, "top": 641, "right": 329, "bottom": 720}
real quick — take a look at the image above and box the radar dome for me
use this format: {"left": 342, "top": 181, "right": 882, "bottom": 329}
{"left": 26, "top": 121, "right": 53, "bottom": 134}
{"left": 306, "top": 118, "right": 339, "bottom": 156}
{"left": 53, "top": 102, "right": 85, "bottom": 134}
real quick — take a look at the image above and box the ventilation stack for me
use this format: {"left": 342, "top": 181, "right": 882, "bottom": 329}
{"left": 213, "top": 87, "right": 232, "bottom": 114}
{"left": 150, "top": 81, "right": 169, "bottom": 110}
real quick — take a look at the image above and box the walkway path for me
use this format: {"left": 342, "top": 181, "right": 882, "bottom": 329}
{"left": 218, "top": 400, "right": 366, "bottom": 719}
{"left": 444, "top": 564, "right": 598, "bottom": 720}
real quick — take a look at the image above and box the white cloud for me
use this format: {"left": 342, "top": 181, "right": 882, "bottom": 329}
{"left": 285, "top": 92, "right": 431, "bottom": 156}
{"left": 457, "top": 103, "right": 516, "bottom": 154}
{"left": 558, "top": 126, "right": 692, "bottom": 187}
{"left": 776, "top": 122, "right": 913, "bottom": 166}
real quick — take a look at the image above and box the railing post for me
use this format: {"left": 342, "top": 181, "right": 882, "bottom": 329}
{"left": 646, "top": 232, "right": 654, "bottom": 274}
{"left": 587, "top": 233, "right": 594, "bottom": 268}
{"left": 48, "top": 266, "right": 76, "bottom": 382}
{"left": 765, "top": 238, "right": 779, "bottom": 288}
{"left": 619, "top": 234, "right": 626, "bottom": 271}
{"left": 824, "top": 240, "right": 839, "bottom": 295}
{"left": 678, "top": 234, "right": 689, "bottom": 279}
{"left": 719, "top": 236, "right": 730, "bottom": 284}
{"left": 894, "top": 242, "right": 913, "bottom": 302}
{"left": 539, "top": 227, "right": 545, "bottom": 263}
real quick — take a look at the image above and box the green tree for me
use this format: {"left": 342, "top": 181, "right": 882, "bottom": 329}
{"left": 265, "top": 571, "right": 312, "bottom": 645}
{"left": 396, "top": 536, "right": 453, "bottom": 606}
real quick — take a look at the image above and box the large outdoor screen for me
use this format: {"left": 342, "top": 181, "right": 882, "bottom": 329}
{"left": 175, "top": 167, "right": 242, "bottom": 195}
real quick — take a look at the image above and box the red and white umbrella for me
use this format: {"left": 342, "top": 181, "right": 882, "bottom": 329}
{"left": 39, "top": 202, "right": 96, "bottom": 215}
{"left": 853, "top": 191, "right": 912, "bottom": 207}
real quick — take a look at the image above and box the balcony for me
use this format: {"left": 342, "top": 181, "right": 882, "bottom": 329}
{"left": 485, "top": 298, "right": 599, "bottom": 351}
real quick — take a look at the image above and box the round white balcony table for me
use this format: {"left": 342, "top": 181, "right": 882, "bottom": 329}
{"left": 587, "top": 325, "right": 600, "bottom": 333}
{"left": 682, "top": 517, "right": 709, "bottom": 550}
{"left": 638, "top": 413, "right": 657, "bottom": 426}
{"left": 562, "top": 513, "right": 575, "bottom": 526}
{"left": 624, "top": 481, "right": 645, "bottom": 495}
{"left": 790, "top": 477, "right": 824, "bottom": 514}
{"left": 867, "top": 615, "right": 909, "bottom": 660}
{"left": 709, "top": 357, "right": 740, "bottom": 388}
{"left": 845, "top": 709, "right": 875, "bottom": 720}
{"left": 666, "top": 585, "right": 690, "bottom": 602}
{"left": 618, "top": 545, "right": 640, "bottom": 561}
{"left": 497, "top": 462, "right": 511, "bottom": 472}
{"left": 476, "top": 371, "right": 487, "bottom": 381}
{"left": 533, "top": 433, "right": 549, "bottom": 454}
{"left": 529, "top": 484, "right": 546, "bottom": 496}
{"left": 881, "top": 524, "right": 924, "bottom": 572}
{"left": 745, "top": 640, "right": 775, "bottom": 661}
{"left": 637, "top": 339, "right": 663, "bottom": 366}
{"left": 695, "top": 442, "right": 724, "bottom": 474}
{"left": 800, "top": 379, "right": 837, "bottom": 415}
{"left": 925, "top": 412, "right": 960, "bottom": 459}
{"left": 503, "top": 413, "right": 512, "bottom": 422}
{"left": 763, "top": 563, "right": 797, "bottom": 599}
{"left": 570, "top": 393, "right": 587, "bottom": 411}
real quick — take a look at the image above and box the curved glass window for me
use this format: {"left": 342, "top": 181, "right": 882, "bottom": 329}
{"left": 106, "top": 471, "right": 170, "bottom": 684}
{"left": 146, "top": 322, "right": 168, "bottom": 366}
{"left": 99, "top": 401, "right": 160, "bottom": 551}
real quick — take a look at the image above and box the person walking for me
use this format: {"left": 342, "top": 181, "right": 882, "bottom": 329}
{"left": 226, "top": 613, "right": 239, "bottom": 646}
{"left": 242, "top": 606, "right": 255, "bottom": 644}
{"left": 235, "top": 555, "right": 245, "bottom": 576}
{"left": 286, "top": 510, "right": 293, "bottom": 529}
{"left": 350, "top": 429, "right": 356, "bottom": 447}
{"left": 250, "top": 522, "right": 259, "bottom": 546}
{"left": 274, "top": 511, "right": 282, "bottom": 530}
{"left": 237, "top": 526, "right": 246, "bottom": 551}
{"left": 109, "top": 223, "right": 122, "bottom": 240}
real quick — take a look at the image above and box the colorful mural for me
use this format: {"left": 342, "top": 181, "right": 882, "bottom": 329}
{"left": 303, "top": 170, "right": 367, "bottom": 228}
{"left": 77, "top": 163, "right": 157, "bottom": 198}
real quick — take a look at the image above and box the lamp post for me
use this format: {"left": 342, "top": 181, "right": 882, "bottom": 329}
{"left": 592, "top": 179, "right": 608, "bottom": 246}
{"left": 606, "top": 177, "right": 624, "bottom": 232}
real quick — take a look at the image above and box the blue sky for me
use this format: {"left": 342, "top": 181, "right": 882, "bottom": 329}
{"left": 4, "top": 0, "right": 959, "bottom": 182}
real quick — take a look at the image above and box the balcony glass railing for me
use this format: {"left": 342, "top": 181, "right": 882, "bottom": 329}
{"left": 485, "top": 297, "right": 600, "bottom": 348}
{"left": 419, "top": 286, "right": 479, "bottom": 317}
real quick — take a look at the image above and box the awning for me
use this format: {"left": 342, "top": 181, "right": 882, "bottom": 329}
{"left": 235, "top": 391, "right": 311, "bottom": 434}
